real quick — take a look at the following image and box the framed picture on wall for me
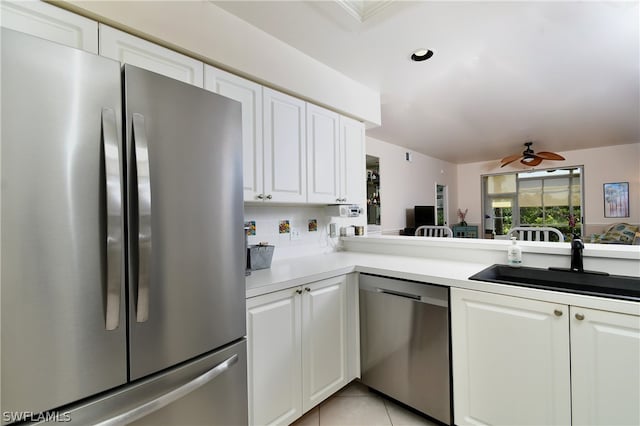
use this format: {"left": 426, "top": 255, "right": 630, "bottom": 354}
{"left": 603, "top": 182, "right": 629, "bottom": 218}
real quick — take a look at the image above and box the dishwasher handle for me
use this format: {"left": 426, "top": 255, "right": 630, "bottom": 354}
{"left": 360, "top": 274, "right": 449, "bottom": 308}
{"left": 366, "top": 286, "right": 448, "bottom": 308}
{"left": 377, "top": 288, "right": 421, "bottom": 301}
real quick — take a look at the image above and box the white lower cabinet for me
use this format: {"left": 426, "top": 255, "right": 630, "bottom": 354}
{"left": 247, "top": 274, "right": 356, "bottom": 426}
{"left": 301, "top": 276, "right": 348, "bottom": 412}
{"left": 247, "top": 285, "right": 302, "bottom": 426}
{"left": 451, "top": 287, "right": 640, "bottom": 426}
{"left": 451, "top": 288, "right": 571, "bottom": 426}
{"left": 570, "top": 306, "right": 640, "bottom": 426}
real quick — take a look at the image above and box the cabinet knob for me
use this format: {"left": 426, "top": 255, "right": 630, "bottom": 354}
{"left": 305, "top": 287, "right": 311, "bottom": 292}
{"left": 295, "top": 289, "right": 302, "bottom": 295}
{"left": 336, "top": 198, "right": 342, "bottom": 203}
{"left": 575, "top": 313, "right": 585, "bottom": 321}
{"left": 266, "top": 194, "right": 273, "bottom": 200}
{"left": 256, "top": 194, "right": 264, "bottom": 200}
{"left": 554, "top": 309, "right": 563, "bottom": 317}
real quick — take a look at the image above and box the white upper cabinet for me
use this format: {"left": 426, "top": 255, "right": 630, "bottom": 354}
{"left": 306, "top": 106, "right": 365, "bottom": 205}
{"left": 306, "top": 104, "right": 340, "bottom": 204}
{"left": 339, "top": 116, "right": 366, "bottom": 205}
{"left": 204, "top": 66, "right": 263, "bottom": 201}
{"left": 451, "top": 288, "right": 571, "bottom": 426}
{"left": 570, "top": 306, "right": 640, "bottom": 426}
{"left": 262, "top": 88, "right": 307, "bottom": 203}
{"left": 0, "top": 0, "right": 98, "bottom": 53}
{"left": 99, "top": 24, "right": 203, "bottom": 87}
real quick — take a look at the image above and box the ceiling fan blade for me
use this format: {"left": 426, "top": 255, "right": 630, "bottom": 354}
{"left": 536, "top": 151, "right": 565, "bottom": 161}
{"left": 521, "top": 156, "right": 543, "bottom": 166}
{"left": 500, "top": 153, "right": 522, "bottom": 165}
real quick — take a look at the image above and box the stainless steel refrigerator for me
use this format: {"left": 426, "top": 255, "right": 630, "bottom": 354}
{"left": 1, "top": 28, "right": 247, "bottom": 425}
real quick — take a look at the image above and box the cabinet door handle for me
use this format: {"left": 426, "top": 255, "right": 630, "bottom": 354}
{"left": 295, "top": 289, "right": 302, "bottom": 295}
{"left": 575, "top": 313, "right": 585, "bottom": 321}
{"left": 266, "top": 194, "right": 273, "bottom": 200}
{"left": 305, "top": 287, "right": 311, "bottom": 292}
{"left": 257, "top": 194, "right": 265, "bottom": 200}
{"left": 554, "top": 309, "right": 563, "bottom": 317}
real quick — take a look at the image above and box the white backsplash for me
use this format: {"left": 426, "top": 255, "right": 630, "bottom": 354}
{"left": 245, "top": 204, "right": 367, "bottom": 262}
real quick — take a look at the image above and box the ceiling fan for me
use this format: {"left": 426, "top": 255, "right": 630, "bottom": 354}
{"left": 500, "top": 142, "right": 565, "bottom": 168}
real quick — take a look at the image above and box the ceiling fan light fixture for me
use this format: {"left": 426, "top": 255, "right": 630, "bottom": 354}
{"left": 500, "top": 142, "right": 565, "bottom": 168}
{"left": 411, "top": 48, "right": 433, "bottom": 62}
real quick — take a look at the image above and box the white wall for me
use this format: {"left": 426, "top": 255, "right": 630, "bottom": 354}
{"left": 366, "top": 136, "right": 458, "bottom": 234}
{"left": 457, "top": 143, "right": 640, "bottom": 235}
{"left": 61, "top": 0, "right": 381, "bottom": 126}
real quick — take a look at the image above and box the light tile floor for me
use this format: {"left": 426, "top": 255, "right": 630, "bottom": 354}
{"left": 291, "top": 381, "right": 442, "bottom": 426}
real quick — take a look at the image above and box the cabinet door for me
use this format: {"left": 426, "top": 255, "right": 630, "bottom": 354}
{"left": 247, "top": 288, "right": 302, "bottom": 426}
{"left": 1, "top": 0, "right": 98, "bottom": 53}
{"left": 99, "top": 24, "right": 203, "bottom": 86}
{"left": 570, "top": 307, "right": 640, "bottom": 426}
{"left": 339, "top": 115, "right": 366, "bottom": 205}
{"left": 204, "top": 65, "right": 263, "bottom": 201}
{"left": 263, "top": 88, "right": 307, "bottom": 203}
{"left": 301, "top": 276, "right": 348, "bottom": 412}
{"left": 451, "top": 288, "right": 571, "bottom": 426}
{"left": 306, "top": 104, "right": 340, "bottom": 204}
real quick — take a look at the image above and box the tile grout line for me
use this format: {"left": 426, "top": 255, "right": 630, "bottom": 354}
{"left": 383, "top": 398, "right": 394, "bottom": 426}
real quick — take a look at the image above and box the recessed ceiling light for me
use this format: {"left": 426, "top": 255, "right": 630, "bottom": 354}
{"left": 411, "top": 49, "right": 434, "bottom": 62}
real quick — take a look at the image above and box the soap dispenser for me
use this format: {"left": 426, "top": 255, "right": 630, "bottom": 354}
{"left": 507, "top": 237, "right": 522, "bottom": 267}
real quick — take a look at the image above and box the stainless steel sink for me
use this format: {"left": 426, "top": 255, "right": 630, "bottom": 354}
{"left": 469, "top": 264, "right": 640, "bottom": 301}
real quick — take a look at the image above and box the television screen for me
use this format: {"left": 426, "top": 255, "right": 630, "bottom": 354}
{"left": 415, "top": 205, "right": 435, "bottom": 227}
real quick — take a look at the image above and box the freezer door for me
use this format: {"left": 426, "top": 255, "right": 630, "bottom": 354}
{"left": 33, "top": 339, "right": 248, "bottom": 426}
{"left": 125, "top": 65, "right": 246, "bottom": 380}
{"left": 0, "top": 29, "right": 127, "bottom": 419}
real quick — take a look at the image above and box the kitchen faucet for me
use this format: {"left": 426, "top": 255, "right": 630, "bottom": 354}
{"left": 571, "top": 234, "right": 584, "bottom": 273}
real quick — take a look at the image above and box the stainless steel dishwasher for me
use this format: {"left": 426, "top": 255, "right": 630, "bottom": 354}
{"left": 359, "top": 273, "right": 451, "bottom": 425}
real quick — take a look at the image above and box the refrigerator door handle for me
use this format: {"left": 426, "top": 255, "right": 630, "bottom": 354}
{"left": 102, "top": 107, "right": 122, "bottom": 331}
{"left": 94, "top": 353, "right": 239, "bottom": 426}
{"left": 132, "top": 113, "right": 151, "bottom": 323}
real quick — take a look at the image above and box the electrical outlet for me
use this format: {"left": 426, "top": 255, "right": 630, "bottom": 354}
{"left": 290, "top": 228, "right": 301, "bottom": 241}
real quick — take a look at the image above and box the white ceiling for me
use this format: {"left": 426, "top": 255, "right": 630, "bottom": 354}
{"left": 214, "top": 1, "right": 639, "bottom": 164}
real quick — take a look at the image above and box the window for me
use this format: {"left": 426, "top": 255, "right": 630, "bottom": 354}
{"left": 482, "top": 167, "right": 583, "bottom": 240}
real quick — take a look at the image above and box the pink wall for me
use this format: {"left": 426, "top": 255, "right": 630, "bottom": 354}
{"left": 456, "top": 143, "right": 640, "bottom": 236}
{"left": 366, "top": 137, "right": 458, "bottom": 233}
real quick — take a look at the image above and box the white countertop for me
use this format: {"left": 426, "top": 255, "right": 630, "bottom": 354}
{"left": 246, "top": 251, "right": 640, "bottom": 316}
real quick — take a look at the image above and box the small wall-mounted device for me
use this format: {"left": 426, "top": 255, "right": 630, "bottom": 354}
{"left": 325, "top": 204, "right": 364, "bottom": 217}
{"left": 405, "top": 152, "right": 413, "bottom": 162}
